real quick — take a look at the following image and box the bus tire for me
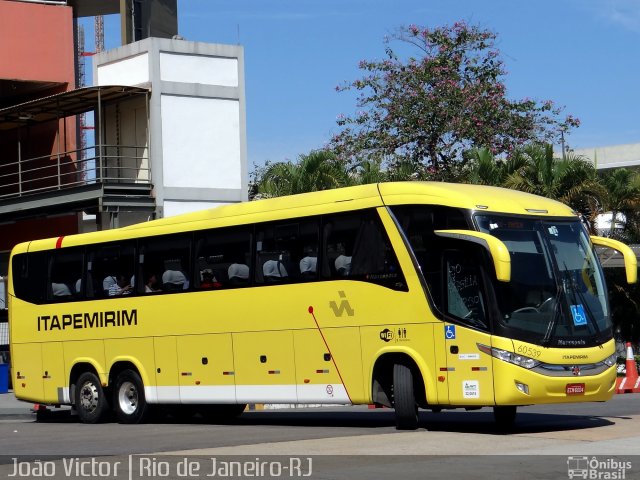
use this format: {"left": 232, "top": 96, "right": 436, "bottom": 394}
{"left": 493, "top": 406, "right": 517, "bottom": 429}
{"left": 75, "top": 372, "right": 109, "bottom": 424}
{"left": 113, "top": 369, "right": 148, "bottom": 424}
{"left": 393, "top": 363, "right": 419, "bottom": 430}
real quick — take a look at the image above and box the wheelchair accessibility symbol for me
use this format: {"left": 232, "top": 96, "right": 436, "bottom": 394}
{"left": 445, "top": 325, "right": 456, "bottom": 340}
{"left": 570, "top": 304, "right": 587, "bottom": 326}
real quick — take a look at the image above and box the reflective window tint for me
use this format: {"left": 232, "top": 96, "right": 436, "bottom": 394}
{"left": 255, "top": 219, "right": 320, "bottom": 284}
{"left": 194, "top": 226, "right": 252, "bottom": 288}
{"left": 392, "top": 205, "right": 470, "bottom": 308}
{"left": 322, "top": 210, "right": 406, "bottom": 291}
{"left": 139, "top": 234, "right": 191, "bottom": 293}
{"left": 88, "top": 243, "right": 136, "bottom": 298}
{"left": 49, "top": 248, "right": 84, "bottom": 302}
{"left": 444, "top": 250, "right": 487, "bottom": 329}
{"left": 12, "top": 251, "right": 48, "bottom": 304}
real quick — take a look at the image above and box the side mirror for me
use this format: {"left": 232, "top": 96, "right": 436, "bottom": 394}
{"left": 434, "top": 229, "right": 511, "bottom": 282}
{"left": 590, "top": 236, "right": 638, "bottom": 284}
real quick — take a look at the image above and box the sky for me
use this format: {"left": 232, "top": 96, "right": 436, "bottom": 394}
{"left": 87, "top": 0, "right": 640, "bottom": 170}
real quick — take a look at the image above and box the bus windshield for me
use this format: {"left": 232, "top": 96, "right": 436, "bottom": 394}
{"left": 475, "top": 215, "right": 611, "bottom": 347}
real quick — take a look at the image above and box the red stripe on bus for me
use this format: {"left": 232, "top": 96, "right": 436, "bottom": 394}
{"left": 307, "top": 305, "right": 353, "bottom": 403}
{"left": 55, "top": 237, "right": 64, "bottom": 248}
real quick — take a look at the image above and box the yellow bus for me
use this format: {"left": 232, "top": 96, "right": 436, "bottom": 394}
{"left": 8, "top": 182, "right": 637, "bottom": 429}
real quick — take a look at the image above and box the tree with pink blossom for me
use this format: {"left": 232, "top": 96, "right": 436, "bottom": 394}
{"left": 331, "top": 22, "right": 580, "bottom": 181}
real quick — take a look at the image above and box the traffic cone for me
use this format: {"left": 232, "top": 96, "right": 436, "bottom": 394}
{"left": 615, "top": 342, "right": 640, "bottom": 394}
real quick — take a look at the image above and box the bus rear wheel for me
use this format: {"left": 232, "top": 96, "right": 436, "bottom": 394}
{"left": 393, "top": 363, "right": 419, "bottom": 430}
{"left": 113, "top": 369, "right": 148, "bottom": 424}
{"left": 75, "top": 372, "right": 109, "bottom": 424}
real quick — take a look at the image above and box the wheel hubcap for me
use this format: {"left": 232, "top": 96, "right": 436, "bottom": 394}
{"left": 118, "top": 381, "right": 138, "bottom": 415}
{"left": 79, "top": 382, "right": 99, "bottom": 413}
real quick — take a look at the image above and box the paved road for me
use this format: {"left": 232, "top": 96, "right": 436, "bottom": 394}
{"left": 1, "top": 395, "right": 639, "bottom": 479}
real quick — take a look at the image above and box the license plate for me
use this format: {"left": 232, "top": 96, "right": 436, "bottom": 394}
{"left": 566, "top": 383, "right": 585, "bottom": 395}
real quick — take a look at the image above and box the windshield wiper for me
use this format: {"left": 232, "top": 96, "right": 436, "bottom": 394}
{"left": 541, "top": 282, "right": 563, "bottom": 346}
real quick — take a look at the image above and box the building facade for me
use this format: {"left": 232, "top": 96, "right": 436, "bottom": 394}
{"left": 0, "top": 0, "right": 247, "bottom": 358}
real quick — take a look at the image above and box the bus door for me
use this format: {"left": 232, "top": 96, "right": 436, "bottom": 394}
{"left": 440, "top": 250, "right": 495, "bottom": 406}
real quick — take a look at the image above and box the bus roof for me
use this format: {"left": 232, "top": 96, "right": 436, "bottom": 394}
{"left": 15, "top": 181, "right": 576, "bottom": 252}
{"left": 378, "top": 182, "right": 576, "bottom": 216}
{"left": 124, "top": 181, "right": 574, "bottom": 231}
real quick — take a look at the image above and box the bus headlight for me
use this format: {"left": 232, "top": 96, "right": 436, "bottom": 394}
{"left": 602, "top": 353, "right": 618, "bottom": 367}
{"left": 477, "top": 344, "right": 541, "bottom": 369}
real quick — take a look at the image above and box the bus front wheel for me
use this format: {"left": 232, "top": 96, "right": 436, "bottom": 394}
{"left": 75, "top": 372, "right": 109, "bottom": 424}
{"left": 113, "top": 369, "right": 148, "bottom": 424}
{"left": 393, "top": 363, "right": 419, "bottom": 430}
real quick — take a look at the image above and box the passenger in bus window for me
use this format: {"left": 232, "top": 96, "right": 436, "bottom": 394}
{"left": 228, "top": 263, "right": 249, "bottom": 286}
{"left": 162, "top": 269, "right": 187, "bottom": 291}
{"left": 334, "top": 254, "right": 352, "bottom": 276}
{"left": 109, "top": 275, "right": 133, "bottom": 296}
{"left": 103, "top": 275, "right": 117, "bottom": 295}
{"left": 200, "top": 270, "right": 222, "bottom": 289}
{"left": 52, "top": 282, "right": 72, "bottom": 298}
{"left": 263, "top": 259, "right": 288, "bottom": 283}
{"left": 145, "top": 273, "right": 160, "bottom": 293}
{"left": 299, "top": 254, "right": 317, "bottom": 280}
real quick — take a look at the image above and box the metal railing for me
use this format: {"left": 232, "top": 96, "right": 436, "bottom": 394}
{"left": 0, "top": 144, "right": 151, "bottom": 200}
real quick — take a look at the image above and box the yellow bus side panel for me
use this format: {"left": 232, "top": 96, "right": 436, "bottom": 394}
{"left": 104, "top": 337, "right": 156, "bottom": 388}
{"left": 320, "top": 327, "right": 365, "bottom": 403}
{"left": 432, "top": 325, "right": 449, "bottom": 405}
{"left": 153, "top": 336, "right": 179, "bottom": 403}
{"left": 12, "top": 343, "right": 43, "bottom": 403}
{"left": 293, "top": 329, "right": 347, "bottom": 403}
{"left": 41, "top": 342, "right": 65, "bottom": 404}
{"left": 177, "top": 333, "right": 235, "bottom": 404}
{"left": 233, "top": 330, "right": 297, "bottom": 403}
{"left": 442, "top": 324, "right": 495, "bottom": 406}
{"left": 63, "top": 340, "right": 107, "bottom": 385}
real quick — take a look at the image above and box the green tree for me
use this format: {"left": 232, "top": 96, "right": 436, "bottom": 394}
{"left": 463, "top": 147, "right": 526, "bottom": 186}
{"left": 252, "top": 150, "right": 351, "bottom": 198}
{"left": 503, "top": 143, "right": 603, "bottom": 224}
{"left": 331, "top": 22, "right": 579, "bottom": 179}
{"left": 598, "top": 168, "right": 640, "bottom": 241}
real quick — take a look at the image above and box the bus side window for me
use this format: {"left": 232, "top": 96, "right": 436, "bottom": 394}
{"left": 139, "top": 234, "right": 191, "bottom": 294}
{"left": 48, "top": 248, "right": 84, "bottom": 302}
{"left": 391, "top": 205, "right": 470, "bottom": 310}
{"left": 322, "top": 210, "right": 406, "bottom": 291}
{"left": 87, "top": 243, "right": 136, "bottom": 299}
{"left": 443, "top": 249, "right": 488, "bottom": 330}
{"left": 12, "top": 252, "right": 48, "bottom": 304}
{"left": 194, "top": 226, "right": 252, "bottom": 289}
{"left": 254, "top": 219, "right": 319, "bottom": 285}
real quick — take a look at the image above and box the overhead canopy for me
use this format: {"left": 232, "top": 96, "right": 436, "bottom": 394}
{"left": 0, "top": 85, "right": 149, "bottom": 131}
{"left": 66, "top": 0, "right": 120, "bottom": 17}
